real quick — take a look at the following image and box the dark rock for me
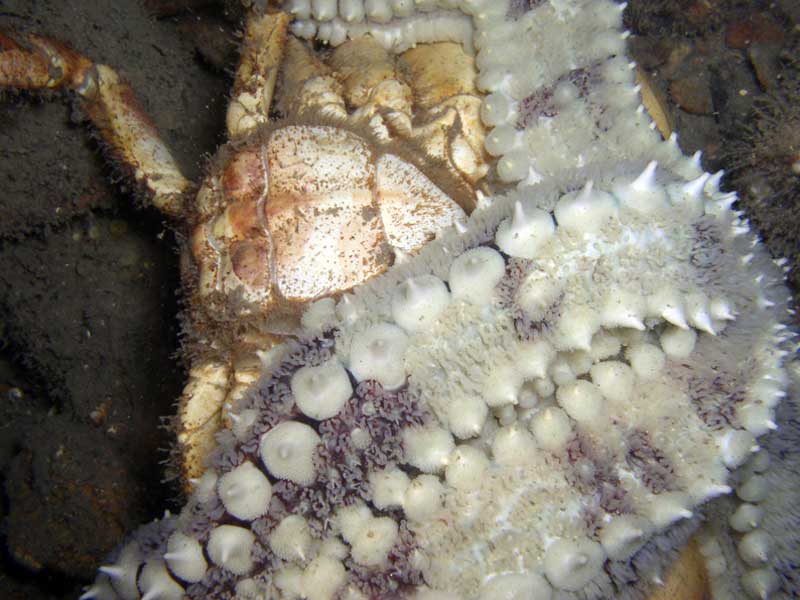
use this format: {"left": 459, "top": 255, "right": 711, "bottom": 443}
{"left": 5, "top": 417, "right": 152, "bottom": 579}
{"left": 726, "top": 12, "right": 785, "bottom": 50}
{"left": 670, "top": 70, "right": 714, "bottom": 115}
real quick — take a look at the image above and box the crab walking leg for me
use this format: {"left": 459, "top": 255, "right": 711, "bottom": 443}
{"left": 226, "top": 11, "right": 291, "bottom": 138}
{"left": 177, "top": 334, "right": 280, "bottom": 482}
{"left": 176, "top": 361, "right": 232, "bottom": 483}
{"left": 328, "top": 36, "right": 414, "bottom": 137}
{"left": 275, "top": 36, "right": 348, "bottom": 119}
{"left": 0, "top": 31, "right": 190, "bottom": 217}
{"left": 400, "top": 42, "right": 488, "bottom": 184}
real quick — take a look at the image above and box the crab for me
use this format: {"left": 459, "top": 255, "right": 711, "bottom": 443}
{"left": 0, "top": 2, "right": 775, "bottom": 600}
{"left": 0, "top": 6, "right": 491, "bottom": 481}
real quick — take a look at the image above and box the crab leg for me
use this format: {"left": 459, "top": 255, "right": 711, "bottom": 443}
{"left": 226, "top": 10, "right": 291, "bottom": 138}
{"left": 400, "top": 41, "right": 489, "bottom": 184}
{"left": 0, "top": 31, "right": 190, "bottom": 217}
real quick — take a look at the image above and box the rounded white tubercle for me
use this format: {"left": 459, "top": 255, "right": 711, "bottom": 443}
{"left": 445, "top": 445, "right": 489, "bottom": 491}
{"left": 482, "top": 363, "right": 522, "bottom": 407}
{"left": 710, "top": 296, "right": 736, "bottom": 321}
{"left": 480, "top": 91, "right": 516, "bottom": 127}
{"left": 403, "top": 474, "right": 444, "bottom": 522}
{"left": 497, "top": 150, "right": 530, "bottom": 183}
{"left": 660, "top": 326, "right": 697, "bottom": 359}
{"left": 478, "top": 572, "right": 553, "bottom": 600}
{"left": 718, "top": 429, "right": 759, "bottom": 469}
{"left": 446, "top": 394, "right": 488, "bottom": 439}
{"left": 491, "top": 425, "right": 538, "bottom": 465}
{"left": 402, "top": 426, "right": 455, "bottom": 473}
{"left": 259, "top": 421, "right": 321, "bottom": 485}
{"left": 217, "top": 461, "right": 272, "bottom": 521}
{"left": 495, "top": 201, "right": 555, "bottom": 259}
{"left": 448, "top": 246, "right": 505, "bottom": 306}
{"left": 348, "top": 322, "right": 409, "bottom": 390}
{"left": 350, "top": 516, "right": 398, "bottom": 566}
{"left": 530, "top": 406, "right": 572, "bottom": 452}
{"left": 301, "top": 555, "right": 346, "bottom": 599}
{"left": 556, "top": 380, "right": 603, "bottom": 423}
{"left": 287, "top": 0, "right": 312, "bottom": 20}
{"left": 484, "top": 124, "right": 518, "bottom": 157}
{"left": 339, "top": 0, "right": 366, "bottom": 23}
{"left": 365, "top": 0, "right": 393, "bottom": 23}
{"left": 682, "top": 171, "right": 711, "bottom": 198}
{"left": 229, "top": 408, "right": 259, "bottom": 440}
{"left": 290, "top": 20, "right": 317, "bottom": 39}
{"left": 391, "top": 274, "right": 451, "bottom": 333}
{"left": 738, "top": 529, "right": 773, "bottom": 567}
{"left": 543, "top": 538, "right": 606, "bottom": 591}
{"left": 291, "top": 358, "right": 352, "bottom": 420}
{"left": 99, "top": 541, "right": 141, "bottom": 599}
{"left": 737, "top": 474, "right": 769, "bottom": 503}
{"left": 369, "top": 468, "right": 411, "bottom": 510}
{"left": 270, "top": 515, "right": 313, "bottom": 562}
{"left": 741, "top": 567, "right": 780, "bottom": 599}
{"left": 311, "top": 0, "right": 336, "bottom": 21}
{"left": 737, "top": 403, "right": 778, "bottom": 437}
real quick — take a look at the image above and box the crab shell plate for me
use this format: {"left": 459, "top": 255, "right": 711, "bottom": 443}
{"left": 189, "top": 123, "right": 474, "bottom": 331}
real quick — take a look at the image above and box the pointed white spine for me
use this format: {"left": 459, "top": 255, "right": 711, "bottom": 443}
{"left": 615, "top": 161, "right": 668, "bottom": 214}
{"left": 554, "top": 181, "right": 618, "bottom": 234}
{"left": 600, "top": 515, "right": 652, "bottom": 560}
{"left": 647, "top": 492, "right": 693, "bottom": 528}
{"left": 495, "top": 201, "right": 555, "bottom": 258}
{"left": 138, "top": 560, "right": 184, "bottom": 600}
{"left": 207, "top": 525, "right": 256, "bottom": 575}
{"left": 392, "top": 275, "right": 451, "bottom": 332}
{"left": 164, "top": 532, "right": 207, "bottom": 583}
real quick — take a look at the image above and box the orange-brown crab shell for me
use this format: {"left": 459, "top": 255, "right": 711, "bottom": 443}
{"left": 189, "top": 120, "right": 476, "bottom": 330}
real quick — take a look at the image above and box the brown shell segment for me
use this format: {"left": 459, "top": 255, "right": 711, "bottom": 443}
{"left": 189, "top": 123, "right": 467, "bottom": 325}
{"left": 265, "top": 125, "right": 390, "bottom": 302}
{"left": 376, "top": 153, "right": 466, "bottom": 253}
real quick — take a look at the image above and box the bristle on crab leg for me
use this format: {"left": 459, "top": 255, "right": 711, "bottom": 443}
{"left": 0, "top": 30, "right": 190, "bottom": 217}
